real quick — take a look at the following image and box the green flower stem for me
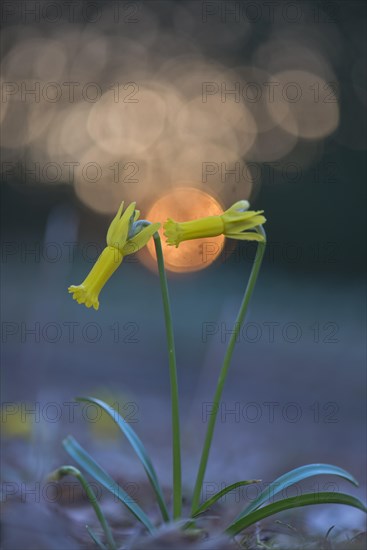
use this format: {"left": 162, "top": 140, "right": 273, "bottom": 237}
{"left": 52, "top": 466, "right": 116, "bottom": 550}
{"left": 154, "top": 233, "right": 182, "bottom": 519}
{"left": 191, "top": 227, "right": 267, "bottom": 514}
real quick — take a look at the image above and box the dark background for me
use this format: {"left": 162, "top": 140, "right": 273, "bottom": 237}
{"left": 1, "top": 1, "right": 366, "bottom": 547}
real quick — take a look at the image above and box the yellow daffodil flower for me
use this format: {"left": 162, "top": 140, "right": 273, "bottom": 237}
{"left": 164, "top": 200, "right": 266, "bottom": 248}
{"left": 68, "top": 202, "right": 160, "bottom": 310}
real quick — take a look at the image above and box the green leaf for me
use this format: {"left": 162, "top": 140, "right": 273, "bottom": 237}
{"left": 76, "top": 396, "right": 169, "bottom": 522}
{"left": 86, "top": 526, "right": 107, "bottom": 550}
{"left": 63, "top": 435, "right": 155, "bottom": 534}
{"left": 226, "top": 492, "right": 367, "bottom": 536}
{"left": 192, "top": 480, "right": 261, "bottom": 517}
{"left": 235, "top": 463, "right": 358, "bottom": 521}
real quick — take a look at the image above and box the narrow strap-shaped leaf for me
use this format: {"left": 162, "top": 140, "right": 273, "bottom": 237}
{"left": 226, "top": 492, "right": 367, "bottom": 536}
{"left": 76, "top": 396, "right": 169, "bottom": 522}
{"left": 192, "top": 480, "right": 261, "bottom": 517}
{"left": 63, "top": 435, "right": 155, "bottom": 533}
{"left": 235, "top": 463, "right": 358, "bottom": 520}
{"left": 86, "top": 526, "right": 107, "bottom": 550}
{"left": 50, "top": 464, "right": 116, "bottom": 549}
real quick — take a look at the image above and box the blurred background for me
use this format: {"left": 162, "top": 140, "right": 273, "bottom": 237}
{"left": 1, "top": 0, "right": 366, "bottom": 547}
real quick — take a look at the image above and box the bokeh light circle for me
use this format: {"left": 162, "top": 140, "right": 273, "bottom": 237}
{"left": 266, "top": 70, "right": 340, "bottom": 139}
{"left": 141, "top": 187, "right": 225, "bottom": 273}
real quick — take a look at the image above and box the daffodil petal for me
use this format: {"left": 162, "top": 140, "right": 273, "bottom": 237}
{"left": 225, "top": 215, "right": 266, "bottom": 233}
{"left": 122, "top": 222, "right": 160, "bottom": 255}
{"left": 225, "top": 231, "right": 265, "bottom": 242}
{"left": 123, "top": 201, "right": 137, "bottom": 219}
{"left": 223, "top": 210, "right": 264, "bottom": 222}
{"left": 107, "top": 201, "right": 136, "bottom": 250}
{"left": 117, "top": 201, "right": 136, "bottom": 231}
{"left": 225, "top": 200, "right": 250, "bottom": 214}
{"left": 106, "top": 200, "right": 124, "bottom": 244}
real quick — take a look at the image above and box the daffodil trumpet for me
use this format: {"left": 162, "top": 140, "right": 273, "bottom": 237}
{"left": 68, "top": 202, "right": 160, "bottom": 310}
{"left": 164, "top": 200, "right": 266, "bottom": 247}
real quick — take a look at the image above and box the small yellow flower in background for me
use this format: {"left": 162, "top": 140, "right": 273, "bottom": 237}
{"left": 164, "top": 200, "right": 266, "bottom": 248}
{"left": 68, "top": 201, "right": 160, "bottom": 310}
{"left": 86, "top": 388, "right": 136, "bottom": 440}
{"left": 1, "top": 403, "right": 33, "bottom": 439}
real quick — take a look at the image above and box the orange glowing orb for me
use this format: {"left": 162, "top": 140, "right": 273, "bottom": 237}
{"left": 141, "top": 188, "right": 225, "bottom": 273}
